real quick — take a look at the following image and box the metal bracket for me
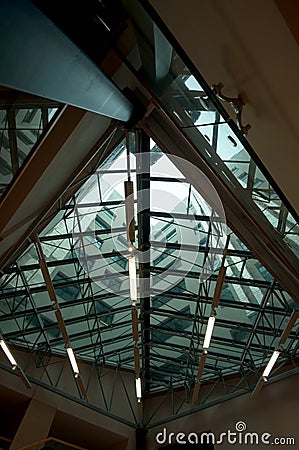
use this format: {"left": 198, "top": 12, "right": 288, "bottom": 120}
{"left": 213, "top": 83, "right": 251, "bottom": 135}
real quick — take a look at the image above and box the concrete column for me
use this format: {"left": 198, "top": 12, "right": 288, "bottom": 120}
{"left": 10, "top": 398, "right": 56, "bottom": 450}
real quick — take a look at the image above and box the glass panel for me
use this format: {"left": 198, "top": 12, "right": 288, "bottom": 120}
{"left": 0, "top": 130, "right": 297, "bottom": 394}
{"left": 0, "top": 103, "right": 59, "bottom": 199}
{"left": 112, "top": 1, "right": 299, "bottom": 259}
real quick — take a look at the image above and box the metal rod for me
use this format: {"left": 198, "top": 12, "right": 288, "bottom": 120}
{"left": 7, "top": 108, "right": 19, "bottom": 175}
{"left": 136, "top": 130, "right": 151, "bottom": 393}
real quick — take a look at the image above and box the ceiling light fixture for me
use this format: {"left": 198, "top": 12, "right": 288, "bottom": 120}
{"left": 262, "top": 350, "right": 280, "bottom": 380}
{"left": 95, "top": 15, "right": 111, "bottom": 32}
{"left": 203, "top": 315, "right": 216, "bottom": 352}
{"left": 193, "top": 236, "right": 230, "bottom": 403}
{"left": 135, "top": 376, "right": 142, "bottom": 402}
{"left": 129, "top": 255, "right": 137, "bottom": 305}
{"left": 0, "top": 338, "right": 17, "bottom": 369}
{"left": 67, "top": 346, "right": 79, "bottom": 378}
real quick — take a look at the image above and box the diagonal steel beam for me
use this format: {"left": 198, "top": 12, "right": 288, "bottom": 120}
{"left": 0, "top": 0, "right": 133, "bottom": 121}
{"left": 141, "top": 107, "right": 299, "bottom": 301}
{"left": 6, "top": 108, "right": 19, "bottom": 175}
{"left": 34, "top": 235, "right": 87, "bottom": 398}
{"left": 0, "top": 109, "right": 123, "bottom": 271}
{"left": 136, "top": 130, "right": 151, "bottom": 394}
{"left": 0, "top": 361, "right": 137, "bottom": 428}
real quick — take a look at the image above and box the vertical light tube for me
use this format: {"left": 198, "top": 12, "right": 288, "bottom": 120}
{"left": 135, "top": 376, "right": 142, "bottom": 402}
{"left": 203, "top": 316, "right": 216, "bottom": 352}
{"left": 262, "top": 350, "right": 280, "bottom": 380}
{"left": 129, "top": 255, "right": 137, "bottom": 305}
{"left": 0, "top": 339, "right": 17, "bottom": 369}
{"left": 67, "top": 347, "right": 79, "bottom": 378}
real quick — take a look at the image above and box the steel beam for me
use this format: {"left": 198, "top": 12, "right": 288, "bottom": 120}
{"left": 0, "top": 87, "right": 60, "bottom": 109}
{"left": 0, "top": 108, "right": 121, "bottom": 271}
{"left": 6, "top": 108, "right": 19, "bottom": 175}
{"left": 0, "top": 361, "right": 137, "bottom": 428}
{"left": 136, "top": 130, "right": 151, "bottom": 392}
{"left": 141, "top": 107, "right": 299, "bottom": 301}
{"left": 35, "top": 236, "right": 69, "bottom": 345}
{"left": 146, "top": 362, "right": 299, "bottom": 428}
{"left": 0, "top": 0, "right": 133, "bottom": 121}
{"left": 154, "top": 23, "right": 173, "bottom": 81}
{"left": 0, "top": 284, "right": 288, "bottom": 330}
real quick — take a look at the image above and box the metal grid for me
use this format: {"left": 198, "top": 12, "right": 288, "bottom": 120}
{"left": 0, "top": 0, "right": 298, "bottom": 427}
{"left": 0, "top": 94, "right": 59, "bottom": 198}
{"left": 0, "top": 133, "right": 298, "bottom": 426}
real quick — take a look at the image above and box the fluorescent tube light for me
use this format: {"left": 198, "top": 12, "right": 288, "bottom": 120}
{"left": 262, "top": 350, "right": 280, "bottom": 380}
{"left": 67, "top": 347, "right": 79, "bottom": 378}
{"left": 0, "top": 339, "right": 17, "bottom": 369}
{"left": 129, "top": 255, "right": 137, "bottom": 304}
{"left": 95, "top": 15, "right": 111, "bottom": 32}
{"left": 203, "top": 316, "right": 216, "bottom": 351}
{"left": 135, "top": 376, "right": 142, "bottom": 402}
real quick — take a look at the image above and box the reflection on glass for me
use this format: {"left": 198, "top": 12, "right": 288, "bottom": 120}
{"left": 0, "top": 105, "right": 58, "bottom": 199}
{"left": 113, "top": 4, "right": 298, "bottom": 259}
{"left": 0, "top": 113, "right": 297, "bottom": 396}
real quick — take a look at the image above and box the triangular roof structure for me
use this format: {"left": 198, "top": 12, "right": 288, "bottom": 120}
{"left": 0, "top": 133, "right": 298, "bottom": 427}
{"left": 0, "top": 0, "right": 298, "bottom": 441}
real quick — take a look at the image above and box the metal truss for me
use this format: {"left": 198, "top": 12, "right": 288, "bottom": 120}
{"left": 0, "top": 97, "right": 59, "bottom": 198}
{"left": 0, "top": 356, "right": 139, "bottom": 428}
{"left": 137, "top": 0, "right": 298, "bottom": 237}
{"left": 0, "top": 0, "right": 298, "bottom": 429}
{"left": 0, "top": 130, "right": 298, "bottom": 429}
{"left": 143, "top": 358, "right": 299, "bottom": 428}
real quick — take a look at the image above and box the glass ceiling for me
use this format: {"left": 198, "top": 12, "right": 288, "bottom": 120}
{"left": 113, "top": 0, "right": 298, "bottom": 258}
{"left": 0, "top": 0, "right": 298, "bottom": 425}
{"left": 0, "top": 135, "right": 298, "bottom": 396}
{"left": 0, "top": 93, "right": 59, "bottom": 200}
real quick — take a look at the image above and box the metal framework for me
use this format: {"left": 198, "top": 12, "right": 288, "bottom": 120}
{"left": 0, "top": 132, "right": 298, "bottom": 427}
{"left": 0, "top": 98, "right": 59, "bottom": 198}
{"left": 0, "top": 0, "right": 298, "bottom": 435}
